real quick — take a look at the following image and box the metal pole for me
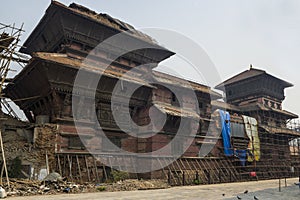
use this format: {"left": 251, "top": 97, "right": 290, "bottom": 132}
{"left": 182, "top": 171, "right": 185, "bottom": 186}
{"left": 196, "top": 171, "right": 199, "bottom": 182}
{"left": 285, "top": 177, "right": 287, "bottom": 187}
{"left": 279, "top": 178, "right": 281, "bottom": 192}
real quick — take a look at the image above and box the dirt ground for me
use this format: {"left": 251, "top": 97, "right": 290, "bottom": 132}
{"left": 7, "top": 178, "right": 300, "bottom": 200}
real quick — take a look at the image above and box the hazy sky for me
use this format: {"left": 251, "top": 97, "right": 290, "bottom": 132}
{"left": 1, "top": 0, "right": 300, "bottom": 118}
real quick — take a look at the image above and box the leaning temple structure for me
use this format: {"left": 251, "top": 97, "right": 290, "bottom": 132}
{"left": 0, "top": 1, "right": 299, "bottom": 185}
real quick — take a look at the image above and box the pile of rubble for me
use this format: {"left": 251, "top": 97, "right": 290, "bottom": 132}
{"left": 106, "top": 179, "right": 170, "bottom": 191}
{"left": 5, "top": 179, "right": 94, "bottom": 196}
{"left": 1, "top": 173, "right": 170, "bottom": 197}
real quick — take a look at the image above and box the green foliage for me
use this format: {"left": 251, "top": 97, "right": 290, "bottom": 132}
{"left": 111, "top": 170, "right": 129, "bottom": 182}
{"left": 193, "top": 179, "right": 201, "bottom": 185}
{"left": 96, "top": 186, "right": 106, "bottom": 191}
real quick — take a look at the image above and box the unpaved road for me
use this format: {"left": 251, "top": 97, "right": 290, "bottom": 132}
{"left": 8, "top": 178, "right": 300, "bottom": 200}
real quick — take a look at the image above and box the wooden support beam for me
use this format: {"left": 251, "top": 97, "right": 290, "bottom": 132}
{"left": 93, "top": 157, "right": 100, "bottom": 182}
{"left": 76, "top": 155, "right": 82, "bottom": 183}
{"left": 0, "top": 130, "right": 9, "bottom": 188}
{"left": 67, "top": 155, "right": 73, "bottom": 181}
{"left": 57, "top": 155, "right": 62, "bottom": 176}
{"left": 84, "top": 156, "right": 91, "bottom": 182}
{"left": 156, "top": 157, "right": 168, "bottom": 180}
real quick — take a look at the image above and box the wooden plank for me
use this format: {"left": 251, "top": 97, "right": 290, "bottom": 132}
{"left": 156, "top": 157, "right": 168, "bottom": 180}
{"left": 45, "top": 150, "right": 49, "bottom": 175}
{"left": 161, "top": 158, "right": 177, "bottom": 185}
{"left": 167, "top": 158, "right": 181, "bottom": 185}
{"left": 76, "top": 155, "right": 83, "bottom": 183}
{"left": 0, "top": 163, "right": 4, "bottom": 185}
{"left": 193, "top": 159, "right": 208, "bottom": 181}
{"left": 212, "top": 159, "right": 226, "bottom": 182}
{"left": 218, "top": 158, "right": 231, "bottom": 182}
{"left": 93, "top": 156, "right": 100, "bottom": 182}
{"left": 67, "top": 155, "right": 73, "bottom": 181}
{"left": 57, "top": 155, "right": 62, "bottom": 176}
{"left": 178, "top": 159, "right": 192, "bottom": 184}
{"left": 84, "top": 156, "right": 91, "bottom": 182}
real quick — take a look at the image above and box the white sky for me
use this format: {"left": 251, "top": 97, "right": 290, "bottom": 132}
{"left": 1, "top": 0, "right": 300, "bottom": 118}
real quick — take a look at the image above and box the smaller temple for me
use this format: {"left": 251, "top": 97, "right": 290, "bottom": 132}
{"left": 215, "top": 66, "right": 298, "bottom": 126}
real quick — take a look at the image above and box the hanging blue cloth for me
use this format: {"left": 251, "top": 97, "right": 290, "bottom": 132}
{"left": 219, "top": 110, "right": 233, "bottom": 156}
